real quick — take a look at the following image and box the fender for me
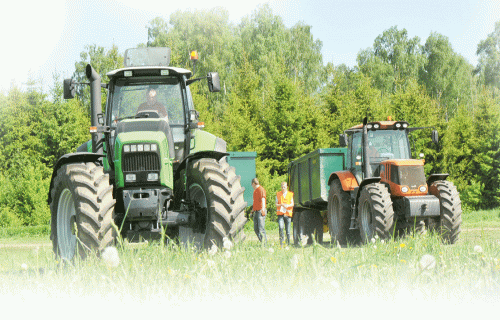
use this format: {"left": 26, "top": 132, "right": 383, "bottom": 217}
{"left": 173, "top": 150, "right": 229, "bottom": 182}
{"left": 427, "top": 173, "right": 449, "bottom": 186}
{"left": 47, "top": 152, "right": 104, "bottom": 204}
{"left": 328, "top": 170, "right": 359, "bottom": 191}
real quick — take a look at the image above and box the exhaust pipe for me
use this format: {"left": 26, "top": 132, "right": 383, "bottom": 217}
{"left": 362, "top": 117, "right": 373, "bottom": 178}
{"left": 86, "top": 64, "right": 102, "bottom": 154}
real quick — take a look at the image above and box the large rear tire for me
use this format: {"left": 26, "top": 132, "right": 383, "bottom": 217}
{"left": 429, "top": 180, "right": 461, "bottom": 244}
{"left": 179, "top": 158, "right": 247, "bottom": 249}
{"left": 358, "top": 183, "right": 394, "bottom": 243}
{"left": 50, "top": 162, "right": 115, "bottom": 260}
{"left": 327, "top": 180, "right": 360, "bottom": 246}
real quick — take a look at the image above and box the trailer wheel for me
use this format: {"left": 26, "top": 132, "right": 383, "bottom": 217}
{"left": 293, "top": 210, "right": 323, "bottom": 246}
{"left": 429, "top": 180, "right": 461, "bottom": 244}
{"left": 327, "top": 180, "right": 360, "bottom": 246}
{"left": 179, "top": 158, "right": 247, "bottom": 249}
{"left": 358, "top": 183, "right": 394, "bottom": 243}
{"left": 50, "top": 162, "right": 115, "bottom": 260}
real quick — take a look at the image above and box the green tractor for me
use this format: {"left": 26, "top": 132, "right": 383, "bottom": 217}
{"left": 47, "top": 48, "right": 247, "bottom": 260}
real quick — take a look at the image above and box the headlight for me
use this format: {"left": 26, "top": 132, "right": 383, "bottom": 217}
{"left": 419, "top": 186, "right": 427, "bottom": 192}
{"left": 147, "top": 173, "right": 159, "bottom": 181}
{"left": 130, "top": 144, "right": 137, "bottom": 152}
{"left": 401, "top": 186, "right": 409, "bottom": 193}
{"left": 123, "top": 145, "right": 130, "bottom": 153}
{"left": 137, "top": 144, "right": 144, "bottom": 152}
{"left": 144, "top": 144, "right": 151, "bottom": 152}
{"left": 125, "top": 174, "right": 136, "bottom": 182}
{"left": 151, "top": 144, "right": 158, "bottom": 152}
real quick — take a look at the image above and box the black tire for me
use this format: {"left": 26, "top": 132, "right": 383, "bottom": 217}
{"left": 358, "top": 183, "right": 394, "bottom": 243}
{"left": 293, "top": 210, "right": 323, "bottom": 246}
{"left": 430, "top": 180, "right": 462, "bottom": 244}
{"left": 50, "top": 162, "right": 115, "bottom": 260}
{"left": 327, "top": 180, "right": 360, "bottom": 246}
{"left": 179, "top": 158, "right": 247, "bottom": 249}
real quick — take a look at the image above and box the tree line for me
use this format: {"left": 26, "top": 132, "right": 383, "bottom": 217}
{"left": 1, "top": 4, "right": 499, "bottom": 226}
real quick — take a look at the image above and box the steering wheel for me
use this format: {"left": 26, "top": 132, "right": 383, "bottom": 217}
{"left": 135, "top": 110, "right": 160, "bottom": 119}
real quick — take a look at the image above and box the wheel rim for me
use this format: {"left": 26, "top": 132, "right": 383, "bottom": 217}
{"left": 180, "top": 183, "right": 208, "bottom": 248}
{"left": 57, "top": 188, "right": 77, "bottom": 260}
{"left": 360, "top": 199, "right": 373, "bottom": 239}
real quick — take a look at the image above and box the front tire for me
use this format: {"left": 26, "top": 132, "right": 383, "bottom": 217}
{"left": 179, "top": 158, "right": 247, "bottom": 249}
{"left": 429, "top": 180, "right": 461, "bottom": 244}
{"left": 358, "top": 183, "right": 394, "bottom": 243}
{"left": 50, "top": 162, "right": 115, "bottom": 260}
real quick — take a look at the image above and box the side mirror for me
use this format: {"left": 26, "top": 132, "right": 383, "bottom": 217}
{"left": 431, "top": 130, "right": 439, "bottom": 144}
{"left": 63, "top": 78, "right": 76, "bottom": 99}
{"left": 339, "top": 134, "right": 348, "bottom": 147}
{"left": 207, "top": 72, "right": 220, "bottom": 93}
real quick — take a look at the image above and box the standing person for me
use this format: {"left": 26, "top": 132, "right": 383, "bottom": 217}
{"left": 276, "top": 181, "right": 294, "bottom": 247}
{"left": 252, "top": 178, "right": 267, "bottom": 244}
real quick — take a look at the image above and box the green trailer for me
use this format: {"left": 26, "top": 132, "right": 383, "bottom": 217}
{"left": 288, "top": 148, "right": 347, "bottom": 245}
{"left": 226, "top": 151, "right": 257, "bottom": 205}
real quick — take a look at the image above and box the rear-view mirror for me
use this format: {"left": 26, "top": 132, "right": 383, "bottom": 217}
{"left": 207, "top": 72, "right": 220, "bottom": 93}
{"left": 63, "top": 78, "right": 75, "bottom": 99}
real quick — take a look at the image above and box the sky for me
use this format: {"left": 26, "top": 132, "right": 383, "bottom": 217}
{"left": 1, "top": 0, "right": 499, "bottom": 93}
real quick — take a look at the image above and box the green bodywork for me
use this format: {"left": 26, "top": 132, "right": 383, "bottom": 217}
{"left": 113, "top": 130, "right": 174, "bottom": 189}
{"left": 190, "top": 129, "right": 217, "bottom": 153}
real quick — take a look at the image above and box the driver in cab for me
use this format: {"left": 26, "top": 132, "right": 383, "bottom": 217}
{"left": 137, "top": 88, "right": 168, "bottom": 119}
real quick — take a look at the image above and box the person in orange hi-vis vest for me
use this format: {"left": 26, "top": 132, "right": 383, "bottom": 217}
{"left": 275, "top": 181, "right": 294, "bottom": 247}
{"left": 252, "top": 178, "right": 267, "bottom": 244}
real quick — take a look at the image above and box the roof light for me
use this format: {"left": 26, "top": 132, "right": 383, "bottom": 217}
{"left": 387, "top": 116, "right": 392, "bottom": 121}
{"left": 401, "top": 186, "right": 409, "bottom": 193}
{"left": 402, "top": 123, "right": 408, "bottom": 128}
{"left": 395, "top": 123, "right": 402, "bottom": 128}
{"left": 419, "top": 186, "right": 427, "bottom": 193}
{"left": 190, "top": 51, "right": 199, "bottom": 61}
{"left": 374, "top": 124, "right": 380, "bottom": 129}
{"left": 366, "top": 124, "right": 373, "bottom": 129}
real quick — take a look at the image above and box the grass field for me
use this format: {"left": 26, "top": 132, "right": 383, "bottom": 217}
{"left": 0, "top": 209, "right": 499, "bottom": 316}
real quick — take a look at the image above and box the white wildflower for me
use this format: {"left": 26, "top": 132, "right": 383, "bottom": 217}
{"left": 21, "top": 263, "right": 28, "bottom": 271}
{"left": 268, "top": 248, "right": 274, "bottom": 253}
{"left": 373, "top": 245, "right": 377, "bottom": 249}
{"left": 285, "top": 246, "right": 290, "bottom": 251}
{"left": 474, "top": 245, "right": 483, "bottom": 253}
{"left": 330, "top": 280, "right": 340, "bottom": 290}
{"left": 371, "top": 238, "right": 376, "bottom": 244}
{"left": 381, "top": 239, "right": 385, "bottom": 244}
{"left": 336, "top": 241, "right": 341, "bottom": 249}
{"left": 419, "top": 254, "right": 436, "bottom": 270}
{"left": 224, "top": 250, "right": 231, "bottom": 259}
{"left": 223, "top": 237, "right": 233, "bottom": 251}
{"left": 208, "top": 244, "right": 218, "bottom": 256}
{"left": 291, "top": 254, "right": 299, "bottom": 270}
{"left": 102, "top": 247, "right": 120, "bottom": 268}
{"left": 207, "top": 260, "right": 216, "bottom": 268}
{"left": 300, "top": 235, "right": 309, "bottom": 246}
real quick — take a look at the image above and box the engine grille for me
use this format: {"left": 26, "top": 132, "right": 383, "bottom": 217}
{"left": 122, "top": 153, "right": 160, "bottom": 172}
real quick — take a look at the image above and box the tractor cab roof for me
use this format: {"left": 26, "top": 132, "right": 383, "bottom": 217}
{"left": 107, "top": 66, "right": 192, "bottom": 81}
{"left": 346, "top": 120, "right": 410, "bottom": 134}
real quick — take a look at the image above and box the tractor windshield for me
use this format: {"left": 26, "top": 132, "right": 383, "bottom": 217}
{"left": 350, "top": 130, "right": 411, "bottom": 181}
{"left": 109, "top": 77, "right": 185, "bottom": 126}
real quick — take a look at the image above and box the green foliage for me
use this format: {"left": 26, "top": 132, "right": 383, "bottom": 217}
{"left": 1, "top": 8, "right": 499, "bottom": 226}
{"left": 476, "top": 21, "right": 500, "bottom": 92}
